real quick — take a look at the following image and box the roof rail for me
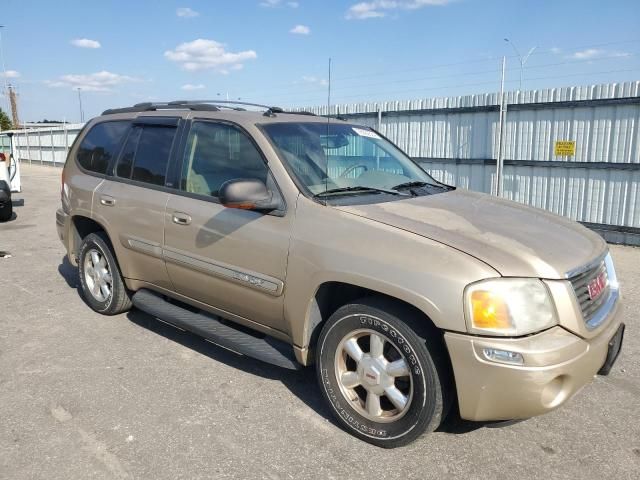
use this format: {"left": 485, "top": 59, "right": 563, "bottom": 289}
{"left": 101, "top": 102, "right": 221, "bottom": 115}
{"left": 102, "top": 100, "right": 315, "bottom": 117}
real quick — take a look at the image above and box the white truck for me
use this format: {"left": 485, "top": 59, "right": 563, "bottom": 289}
{"left": 0, "top": 133, "right": 20, "bottom": 222}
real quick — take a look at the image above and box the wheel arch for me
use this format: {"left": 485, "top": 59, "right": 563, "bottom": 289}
{"left": 300, "top": 280, "right": 449, "bottom": 367}
{"left": 68, "top": 215, "right": 114, "bottom": 266}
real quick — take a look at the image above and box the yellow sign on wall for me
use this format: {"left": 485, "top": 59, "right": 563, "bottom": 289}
{"left": 554, "top": 141, "right": 576, "bottom": 156}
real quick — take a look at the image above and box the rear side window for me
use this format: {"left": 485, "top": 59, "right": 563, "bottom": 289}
{"left": 116, "top": 124, "right": 177, "bottom": 186}
{"left": 76, "top": 121, "right": 129, "bottom": 174}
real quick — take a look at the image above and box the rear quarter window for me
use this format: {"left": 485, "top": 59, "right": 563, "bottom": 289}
{"left": 76, "top": 121, "right": 130, "bottom": 175}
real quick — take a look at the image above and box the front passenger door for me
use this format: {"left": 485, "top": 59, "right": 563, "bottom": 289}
{"left": 163, "top": 120, "right": 293, "bottom": 334}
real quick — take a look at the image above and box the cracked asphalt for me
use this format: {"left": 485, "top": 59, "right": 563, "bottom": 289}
{"left": 1, "top": 164, "right": 639, "bottom": 479}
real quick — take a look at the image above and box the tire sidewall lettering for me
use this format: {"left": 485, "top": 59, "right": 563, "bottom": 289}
{"left": 321, "top": 313, "right": 426, "bottom": 440}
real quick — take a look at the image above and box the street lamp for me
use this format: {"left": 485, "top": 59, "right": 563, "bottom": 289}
{"left": 504, "top": 38, "right": 537, "bottom": 91}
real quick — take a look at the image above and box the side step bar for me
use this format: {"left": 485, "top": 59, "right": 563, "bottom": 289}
{"left": 132, "top": 289, "right": 301, "bottom": 370}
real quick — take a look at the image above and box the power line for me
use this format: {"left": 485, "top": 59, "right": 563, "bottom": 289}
{"left": 238, "top": 39, "right": 640, "bottom": 97}
{"left": 263, "top": 67, "right": 640, "bottom": 105}
{"left": 256, "top": 55, "right": 639, "bottom": 102}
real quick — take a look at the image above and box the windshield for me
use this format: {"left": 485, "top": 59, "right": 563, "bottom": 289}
{"left": 261, "top": 122, "right": 440, "bottom": 198}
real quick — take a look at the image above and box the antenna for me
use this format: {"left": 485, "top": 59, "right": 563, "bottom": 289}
{"left": 325, "top": 57, "right": 332, "bottom": 196}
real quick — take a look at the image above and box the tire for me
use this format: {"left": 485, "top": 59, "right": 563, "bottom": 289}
{"left": 316, "top": 298, "right": 449, "bottom": 448}
{"left": 77, "top": 231, "right": 132, "bottom": 315}
{"left": 0, "top": 202, "right": 12, "bottom": 222}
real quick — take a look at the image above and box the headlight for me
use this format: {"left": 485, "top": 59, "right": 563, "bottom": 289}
{"left": 464, "top": 278, "right": 557, "bottom": 336}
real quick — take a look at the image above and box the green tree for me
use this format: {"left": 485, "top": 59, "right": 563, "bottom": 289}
{"left": 0, "top": 108, "right": 11, "bottom": 131}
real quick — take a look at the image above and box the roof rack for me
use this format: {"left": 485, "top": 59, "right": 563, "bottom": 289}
{"left": 102, "top": 100, "right": 316, "bottom": 118}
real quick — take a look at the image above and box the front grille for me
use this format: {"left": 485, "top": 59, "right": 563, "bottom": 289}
{"left": 569, "top": 260, "right": 610, "bottom": 322}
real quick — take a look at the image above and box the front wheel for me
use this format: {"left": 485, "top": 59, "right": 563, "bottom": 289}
{"left": 316, "top": 298, "right": 448, "bottom": 448}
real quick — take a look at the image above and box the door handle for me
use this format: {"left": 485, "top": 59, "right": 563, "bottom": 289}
{"left": 100, "top": 195, "right": 116, "bottom": 206}
{"left": 172, "top": 212, "right": 192, "bottom": 226}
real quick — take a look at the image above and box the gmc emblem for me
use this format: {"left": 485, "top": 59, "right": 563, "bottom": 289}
{"left": 587, "top": 272, "right": 607, "bottom": 300}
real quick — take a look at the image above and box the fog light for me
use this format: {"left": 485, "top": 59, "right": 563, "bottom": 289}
{"left": 482, "top": 348, "right": 524, "bottom": 365}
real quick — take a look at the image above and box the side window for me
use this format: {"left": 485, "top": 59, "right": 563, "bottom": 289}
{"left": 116, "top": 124, "right": 177, "bottom": 186}
{"left": 76, "top": 121, "right": 129, "bottom": 175}
{"left": 181, "top": 121, "right": 269, "bottom": 197}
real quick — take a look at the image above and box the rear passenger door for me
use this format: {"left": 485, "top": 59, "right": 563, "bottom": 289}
{"left": 163, "top": 120, "right": 293, "bottom": 334}
{"left": 93, "top": 117, "right": 181, "bottom": 290}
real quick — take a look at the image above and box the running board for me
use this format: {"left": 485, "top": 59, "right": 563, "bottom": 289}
{"left": 132, "top": 289, "right": 301, "bottom": 370}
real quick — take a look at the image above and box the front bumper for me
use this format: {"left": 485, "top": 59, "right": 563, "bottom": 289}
{"left": 444, "top": 299, "right": 623, "bottom": 421}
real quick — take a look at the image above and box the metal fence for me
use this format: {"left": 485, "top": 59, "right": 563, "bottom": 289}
{"left": 0, "top": 123, "right": 84, "bottom": 165}
{"left": 1, "top": 81, "right": 639, "bottom": 244}
{"left": 302, "top": 81, "right": 640, "bottom": 245}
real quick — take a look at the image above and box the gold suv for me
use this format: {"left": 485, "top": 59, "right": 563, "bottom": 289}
{"left": 57, "top": 101, "right": 624, "bottom": 447}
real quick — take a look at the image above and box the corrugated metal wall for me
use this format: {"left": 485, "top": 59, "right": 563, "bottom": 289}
{"left": 302, "top": 81, "right": 640, "bottom": 244}
{"left": 0, "top": 124, "right": 84, "bottom": 165}
{"left": 1, "top": 81, "right": 638, "bottom": 244}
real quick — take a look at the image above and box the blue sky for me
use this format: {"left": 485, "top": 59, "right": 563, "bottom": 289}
{"left": 1, "top": 0, "right": 639, "bottom": 122}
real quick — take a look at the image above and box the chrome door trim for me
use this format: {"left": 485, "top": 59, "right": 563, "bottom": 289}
{"left": 162, "top": 246, "right": 284, "bottom": 296}
{"left": 121, "top": 234, "right": 164, "bottom": 259}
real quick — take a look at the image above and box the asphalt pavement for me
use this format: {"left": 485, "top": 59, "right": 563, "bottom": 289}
{"left": 1, "top": 163, "right": 639, "bottom": 479}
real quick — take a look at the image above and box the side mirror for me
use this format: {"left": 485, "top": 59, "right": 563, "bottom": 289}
{"left": 219, "top": 178, "right": 279, "bottom": 212}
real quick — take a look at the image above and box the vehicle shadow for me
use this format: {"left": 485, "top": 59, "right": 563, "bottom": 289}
{"left": 195, "top": 209, "right": 260, "bottom": 248}
{"left": 55, "top": 256, "right": 490, "bottom": 438}
{"left": 125, "top": 308, "right": 335, "bottom": 426}
{"left": 57, "top": 256, "right": 79, "bottom": 288}
{"left": 125, "top": 307, "right": 489, "bottom": 436}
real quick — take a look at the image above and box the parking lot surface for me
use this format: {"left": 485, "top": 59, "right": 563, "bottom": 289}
{"left": 1, "top": 163, "right": 639, "bottom": 480}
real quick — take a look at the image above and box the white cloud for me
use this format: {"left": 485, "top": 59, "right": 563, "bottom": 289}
{"left": 611, "top": 51, "right": 632, "bottom": 58}
{"left": 302, "top": 75, "right": 328, "bottom": 87}
{"left": 290, "top": 25, "right": 310, "bottom": 35}
{"left": 176, "top": 7, "right": 199, "bottom": 18}
{"left": 550, "top": 47, "right": 561, "bottom": 54}
{"left": 164, "top": 39, "right": 257, "bottom": 72}
{"left": 0, "top": 70, "right": 20, "bottom": 78}
{"left": 70, "top": 38, "right": 101, "bottom": 49}
{"left": 346, "top": 0, "right": 451, "bottom": 20}
{"left": 568, "top": 48, "right": 631, "bottom": 60}
{"left": 45, "top": 71, "right": 138, "bottom": 92}
{"left": 570, "top": 48, "right": 604, "bottom": 60}
{"left": 181, "top": 83, "right": 205, "bottom": 91}
{"left": 260, "top": 0, "right": 299, "bottom": 7}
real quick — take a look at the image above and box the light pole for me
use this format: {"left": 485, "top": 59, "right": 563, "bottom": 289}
{"left": 76, "top": 87, "right": 84, "bottom": 123}
{"left": 504, "top": 38, "right": 537, "bottom": 91}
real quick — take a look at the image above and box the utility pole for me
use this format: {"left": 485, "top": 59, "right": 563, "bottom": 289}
{"left": 504, "top": 38, "right": 537, "bottom": 90}
{"left": 76, "top": 88, "right": 84, "bottom": 123}
{"left": 495, "top": 56, "right": 506, "bottom": 197}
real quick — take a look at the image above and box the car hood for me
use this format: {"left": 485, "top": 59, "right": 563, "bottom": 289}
{"left": 335, "top": 189, "right": 606, "bottom": 279}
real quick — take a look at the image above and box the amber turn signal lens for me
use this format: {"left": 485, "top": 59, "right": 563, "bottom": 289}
{"left": 470, "top": 291, "right": 511, "bottom": 329}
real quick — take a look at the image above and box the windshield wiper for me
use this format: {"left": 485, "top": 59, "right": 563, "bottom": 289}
{"left": 391, "top": 181, "right": 431, "bottom": 190}
{"left": 392, "top": 181, "right": 452, "bottom": 192}
{"left": 314, "top": 186, "right": 405, "bottom": 198}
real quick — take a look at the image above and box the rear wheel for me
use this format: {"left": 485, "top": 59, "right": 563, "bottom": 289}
{"left": 77, "top": 232, "right": 132, "bottom": 315}
{"left": 316, "top": 298, "right": 449, "bottom": 448}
